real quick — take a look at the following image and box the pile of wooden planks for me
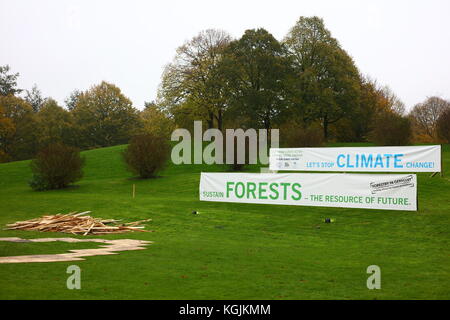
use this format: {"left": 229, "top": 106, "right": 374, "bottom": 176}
{"left": 5, "top": 211, "right": 153, "bottom": 235}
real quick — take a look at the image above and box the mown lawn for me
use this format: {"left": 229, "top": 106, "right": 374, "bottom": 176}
{"left": 0, "top": 144, "right": 449, "bottom": 299}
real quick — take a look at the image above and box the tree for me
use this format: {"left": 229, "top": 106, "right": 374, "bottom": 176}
{"left": 36, "top": 98, "right": 74, "bottom": 148}
{"left": 140, "top": 102, "right": 175, "bottom": 139}
{"left": 159, "top": 29, "right": 232, "bottom": 131}
{"left": 65, "top": 89, "right": 82, "bottom": 111}
{"left": 280, "top": 120, "right": 324, "bottom": 147}
{"left": 333, "top": 76, "right": 404, "bottom": 142}
{"left": 332, "top": 76, "right": 376, "bottom": 141}
{"left": 24, "top": 84, "right": 45, "bottom": 112}
{"left": 0, "top": 104, "right": 15, "bottom": 162}
{"left": 436, "top": 108, "right": 450, "bottom": 143}
{"left": 379, "top": 85, "right": 406, "bottom": 116}
{"left": 0, "top": 95, "right": 38, "bottom": 160}
{"left": 371, "top": 111, "right": 412, "bottom": 146}
{"left": 220, "top": 28, "right": 290, "bottom": 130}
{"left": 284, "top": 16, "right": 361, "bottom": 140}
{"left": 0, "top": 65, "right": 22, "bottom": 96}
{"left": 72, "top": 81, "right": 140, "bottom": 148}
{"left": 410, "top": 96, "right": 450, "bottom": 141}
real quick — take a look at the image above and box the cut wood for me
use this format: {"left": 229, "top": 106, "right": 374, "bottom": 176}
{"left": 4, "top": 212, "right": 153, "bottom": 235}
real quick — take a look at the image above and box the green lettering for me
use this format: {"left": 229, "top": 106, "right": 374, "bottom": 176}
{"left": 235, "top": 182, "right": 245, "bottom": 198}
{"left": 226, "top": 182, "right": 234, "bottom": 198}
{"left": 269, "top": 183, "right": 279, "bottom": 200}
{"left": 291, "top": 183, "right": 302, "bottom": 200}
{"left": 280, "top": 183, "right": 290, "bottom": 200}
{"left": 247, "top": 182, "right": 257, "bottom": 199}
{"left": 259, "top": 182, "right": 268, "bottom": 200}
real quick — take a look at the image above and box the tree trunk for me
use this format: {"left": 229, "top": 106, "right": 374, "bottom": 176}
{"left": 264, "top": 113, "right": 271, "bottom": 131}
{"left": 217, "top": 110, "right": 223, "bottom": 133}
{"left": 207, "top": 112, "right": 214, "bottom": 129}
{"left": 323, "top": 115, "right": 329, "bottom": 141}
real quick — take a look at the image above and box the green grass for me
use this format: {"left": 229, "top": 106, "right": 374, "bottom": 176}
{"left": 0, "top": 144, "right": 449, "bottom": 299}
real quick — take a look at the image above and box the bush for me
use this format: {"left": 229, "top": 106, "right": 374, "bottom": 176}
{"left": 123, "top": 134, "right": 170, "bottom": 178}
{"left": 281, "top": 122, "right": 324, "bottom": 147}
{"left": 370, "top": 112, "right": 412, "bottom": 146}
{"left": 0, "top": 150, "right": 10, "bottom": 163}
{"left": 436, "top": 108, "right": 450, "bottom": 143}
{"left": 30, "top": 143, "right": 85, "bottom": 190}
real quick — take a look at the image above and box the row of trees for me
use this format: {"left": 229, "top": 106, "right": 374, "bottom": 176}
{"left": 159, "top": 17, "right": 449, "bottom": 146}
{"left": 0, "top": 67, "right": 173, "bottom": 162}
{"left": 1, "top": 16, "right": 449, "bottom": 163}
{"left": 159, "top": 17, "right": 408, "bottom": 142}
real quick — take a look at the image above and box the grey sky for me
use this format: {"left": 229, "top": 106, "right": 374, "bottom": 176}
{"left": 1, "top": 0, "right": 449, "bottom": 111}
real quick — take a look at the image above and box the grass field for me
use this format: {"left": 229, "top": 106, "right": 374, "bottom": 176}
{"left": 0, "top": 143, "right": 449, "bottom": 299}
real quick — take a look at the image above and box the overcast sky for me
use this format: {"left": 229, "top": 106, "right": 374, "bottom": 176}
{"left": 1, "top": 0, "right": 449, "bottom": 111}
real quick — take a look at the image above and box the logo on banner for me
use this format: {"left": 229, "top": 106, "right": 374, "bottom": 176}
{"left": 369, "top": 175, "right": 415, "bottom": 194}
{"left": 275, "top": 150, "right": 303, "bottom": 169}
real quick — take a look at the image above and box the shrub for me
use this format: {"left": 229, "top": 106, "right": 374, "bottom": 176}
{"left": 370, "top": 112, "right": 412, "bottom": 146}
{"left": 30, "top": 143, "right": 85, "bottom": 191}
{"left": 436, "top": 108, "right": 450, "bottom": 143}
{"left": 123, "top": 134, "right": 170, "bottom": 178}
{"left": 281, "top": 122, "right": 324, "bottom": 147}
{"left": 0, "top": 150, "right": 10, "bottom": 163}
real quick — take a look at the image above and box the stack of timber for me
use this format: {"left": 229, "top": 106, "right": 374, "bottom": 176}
{"left": 5, "top": 211, "right": 153, "bottom": 235}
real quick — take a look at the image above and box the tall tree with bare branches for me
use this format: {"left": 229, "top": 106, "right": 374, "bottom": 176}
{"left": 159, "top": 29, "right": 232, "bottom": 131}
{"left": 410, "top": 96, "right": 450, "bottom": 140}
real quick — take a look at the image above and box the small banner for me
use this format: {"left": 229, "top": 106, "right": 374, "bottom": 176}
{"left": 269, "top": 145, "right": 441, "bottom": 172}
{"left": 199, "top": 172, "right": 417, "bottom": 211}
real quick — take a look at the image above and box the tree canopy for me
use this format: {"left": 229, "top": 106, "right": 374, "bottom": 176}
{"left": 72, "top": 81, "right": 140, "bottom": 148}
{"left": 0, "top": 65, "right": 22, "bottom": 96}
{"left": 0, "top": 15, "right": 437, "bottom": 162}
{"left": 284, "top": 17, "right": 361, "bottom": 139}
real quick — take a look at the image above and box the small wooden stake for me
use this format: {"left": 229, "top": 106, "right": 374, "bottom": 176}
{"left": 132, "top": 184, "right": 136, "bottom": 198}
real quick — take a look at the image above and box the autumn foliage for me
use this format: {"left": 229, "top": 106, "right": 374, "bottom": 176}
{"left": 436, "top": 108, "right": 450, "bottom": 143}
{"left": 371, "top": 112, "right": 412, "bottom": 146}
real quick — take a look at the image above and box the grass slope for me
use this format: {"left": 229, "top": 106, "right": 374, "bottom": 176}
{"left": 0, "top": 144, "right": 449, "bottom": 299}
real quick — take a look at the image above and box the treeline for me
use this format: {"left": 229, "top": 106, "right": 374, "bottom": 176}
{"left": 1, "top": 16, "right": 449, "bottom": 163}
{"left": 159, "top": 16, "right": 449, "bottom": 146}
{"left": 0, "top": 72, "right": 173, "bottom": 162}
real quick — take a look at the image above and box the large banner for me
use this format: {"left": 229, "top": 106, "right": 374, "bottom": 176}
{"left": 269, "top": 145, "right": 441, "bottom": 172}
{"left": 200, "top": 172, "right": 417, "bottom": 211}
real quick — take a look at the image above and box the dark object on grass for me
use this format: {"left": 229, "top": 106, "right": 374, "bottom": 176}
{"left": 123, "top": 134, "right": 170, "bottom": 179}
{"left": 30, "top": 143, "right": 85, "bottom": 191}
{"left": 324, "top": 218, "right": 331, "bottom": 223}
{"left": 192, "top": 211, "right": 198, "bottom": 215}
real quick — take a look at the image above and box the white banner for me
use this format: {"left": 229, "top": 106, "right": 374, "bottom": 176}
{"left": 200, "top": 172, "right": 417, "bottom": 211}
{"left": 269, "top": 145, "right": 441, "bottom": 172}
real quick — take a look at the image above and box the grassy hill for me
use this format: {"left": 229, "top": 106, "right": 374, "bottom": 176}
{"left": 0, "top": 144, "right": 449, "bottom": 299}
